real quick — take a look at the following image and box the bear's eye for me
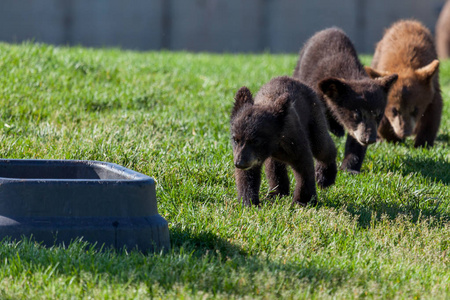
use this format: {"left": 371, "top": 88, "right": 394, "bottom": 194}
{"left": 353, "top": 110, "right": 361, "bottom": 121}
{"left": 411, "top": 107, "right": 418, "bottom": 117}
{"left": 232, "top": 136, "right": 239, "bottom": 145}
{"left": 392, "top": 107, "right": 398, "bottom": 116}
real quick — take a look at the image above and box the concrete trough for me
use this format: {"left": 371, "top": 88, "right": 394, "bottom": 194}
{"left": 0, "top": 159, "right": 170, "bottom": 252}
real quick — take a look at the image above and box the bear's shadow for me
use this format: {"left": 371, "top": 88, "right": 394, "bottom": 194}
{"left": 319, "top": 153, "right": 450, "bottom": 228}
{"left": 399, "top": 156, "right": 450, "bottom": 185}
{"left": 435, "top": 132, "right": 450, "bottom": 144}
{"left": 320, "top": 192, "right": 450, "bottom": 229}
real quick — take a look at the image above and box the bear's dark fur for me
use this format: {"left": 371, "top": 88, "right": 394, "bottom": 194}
{"left": 230, "top": 76, "right": 337, "bottom": 207}
{"left": 293, "top": 28, "right": 398, "bottom": 173}
{"left": 367, "top": 20, "right": 442, "bottom": 148}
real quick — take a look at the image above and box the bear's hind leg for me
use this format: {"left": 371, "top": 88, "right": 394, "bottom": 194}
{"left": 314, "top": 156, "right": 337, "bottom": 189}
{"left": 264, "top": 158, "right": 290, "bottom": 198}
{"left": 309, "top": 108, "right": 338, "bottom": 188}
{"left": 290, "top": 155, "right": 317, "bottom": 206}
{"left": 414, "top": 94, "right": 443, "bottom": 148}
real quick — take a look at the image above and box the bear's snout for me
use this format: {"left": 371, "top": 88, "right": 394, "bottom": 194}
{"left": 365, "top": 133, "right": 378, "bottom": 145}
{"left": 353, "top": 123, "right": 378, "bottom": 146}
{"left": 234, "top": 160, "right": 252, "bottom": 170}
{"left": 234, "top": 148, "right": 259, "bottom": 170}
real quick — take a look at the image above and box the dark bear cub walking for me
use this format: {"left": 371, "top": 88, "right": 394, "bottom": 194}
{"left": 230, "top": 76, "right": 337, "bottom": 207}
{"left": 293, "top": 28, "right": 398, "bottom": 173}
{"left": 367, "top": 20, "right": 442, "bottom": 147}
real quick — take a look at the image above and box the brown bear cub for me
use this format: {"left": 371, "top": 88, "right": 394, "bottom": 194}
{"left": 367, "top": 20, "right": 443, "bottom": 147}
{"left": 230, "top": 76, "right": 337, "bottom": 207}
{"left": 293, "top": 28, "right": 398, "bottom": 173}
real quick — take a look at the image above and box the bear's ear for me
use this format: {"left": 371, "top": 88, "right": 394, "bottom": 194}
{"left": 364, "top": 66, "right": 390, "bottom": 79}
{"left": 272, "top": 92, "right": 290, "bottom": 118}
{"left": 415, "top": 59, "right": 439, "bottom": 83}
{"left": 377, "top": 73, "right": 398, "bottom": 93}
{"left": 318, "top": 78, "right": 348, "bottom": 103}
{"left": 232, "top": 86, "right": 253, "bottom": 116}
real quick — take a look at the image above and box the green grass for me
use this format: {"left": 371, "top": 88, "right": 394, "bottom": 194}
{"left": 0, "top": 42, "right": 449, "bottom": 299}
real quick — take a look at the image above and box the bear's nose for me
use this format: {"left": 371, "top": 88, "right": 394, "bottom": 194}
{"left": 396, "top": 131, "right": 407, "bottom": 139}
{"left": 359, "top": 135, "right": 376, "bottom": 146}
{"left": 235, "top": 161, "right": 251, "bottom": 169}
{"left": 403, "top": 128, "right": 412, "bottom": 137}
{"left": 367, "top": 136, "right": 377, "bottom": 144}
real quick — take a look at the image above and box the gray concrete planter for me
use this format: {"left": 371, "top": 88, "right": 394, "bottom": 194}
{"left": 0, "top": 159, "right": 170, "bottom": 252}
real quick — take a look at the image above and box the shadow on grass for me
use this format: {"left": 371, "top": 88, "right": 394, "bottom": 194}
{"left": 435, "top": 132, "right": 450, "bottom": 144}
{"left": 399, "top": 156, "right": 450, "bottom": 185}
{"left": 3, "top": 227, "right": 350, "bottom": 297}
{"left": 155, "top": 226, "right": 349, "bottom": 294}
{"left": 321, "top": 194, "right": 450, "bottom": 229}
{"left": 337, "top": 148, "right": 450, "bottom": 228}
{"left": 169, "top": 225, "right": 246, "bottom": 257}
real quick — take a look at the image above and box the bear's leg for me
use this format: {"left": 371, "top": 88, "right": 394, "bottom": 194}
{"left": 341, "top": 134, "right": 367, "bottom": 173}
{"left": 309, "top": 120, "right": 338, "bottom": 189}
{"left": 377, "top": 115, "right": 403, "bottom": 143}
{"left": 276, "top": 132, "right": 316, "bottom": 206}
{"left": 290, "top": 156, "right": 317, "bottom": 206}
{"left": 235, "top": 166, "right": 262, "bottom": 207}
{"left": 264, "top": 158, "right": 290, "bottom": 198}
{"left": 414, "top": 94, "right": 443, "bottom": 147}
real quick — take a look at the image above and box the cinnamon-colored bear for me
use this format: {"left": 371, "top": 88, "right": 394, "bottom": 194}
{"left": 367, "top": 20, "right": 443, "bottom": 147}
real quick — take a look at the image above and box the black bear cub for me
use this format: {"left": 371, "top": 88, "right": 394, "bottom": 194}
{"left": 293, "top": 28, "right": 398, "bottom": 173}
{"left": 230, "top": 76, "right": 337, "bottom": 207}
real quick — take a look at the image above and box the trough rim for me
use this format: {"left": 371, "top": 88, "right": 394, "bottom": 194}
{"left": 0, "top": 158, "right": 155, "bottom": 184}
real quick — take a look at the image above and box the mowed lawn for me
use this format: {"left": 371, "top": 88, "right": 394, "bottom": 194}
{"left": 0, "top": 42, "right": 449, "bottom": 299}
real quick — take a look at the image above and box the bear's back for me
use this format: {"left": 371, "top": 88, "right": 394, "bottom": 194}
{"left": 254, "top": 76, "right": 322, "bottom": 128}
{"left": 373, "top": 20, "right": 437, "bottom": 72}
{"left": 294, "top": 28, "right": 367, "bottom": 86}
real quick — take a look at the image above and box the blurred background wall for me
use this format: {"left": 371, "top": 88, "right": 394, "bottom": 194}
{"left": 0, "top": 0, "right": 446, "bottom": 54}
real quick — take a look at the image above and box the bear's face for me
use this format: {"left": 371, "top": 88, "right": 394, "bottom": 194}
{"left": 384, "top": 78, "right": 427, "bottom": 138}
{"left": 230, "top": 87, "right": 289, "bottom": 170}
{"left": 231, "top": 109, "right": 277, "bottom": 170}
{"left": 382, "top": 61, "right": 439, "bottom": 139}
{"left": 319, "top": 74, "right": 398, "bottom": 146}
{"left": 365, "top": 60, "right": 438, "bottom": 139}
